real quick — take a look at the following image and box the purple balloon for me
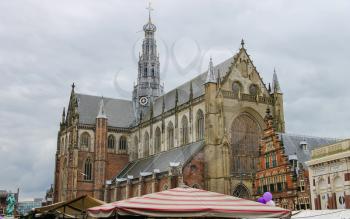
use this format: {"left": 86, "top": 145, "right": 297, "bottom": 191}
{"left": 263, "top": 192, "right": 273, "bottom": 202}
{"left": 257, "top": 197, "right": 266, "bottom": 204}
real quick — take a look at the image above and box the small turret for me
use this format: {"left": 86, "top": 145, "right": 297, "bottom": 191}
{"left": 205, "top": 58, "right": 216, "bottom": 84}
{"left": 97, "top": 97, "right": 107, "bottom": 119}
{"left": 61, "top": 107, "right": 66, "bottom": 124}
{"left": 271, "top": 69, "right": 285, "bottom": 133}
{"left": 272, "top": 68, "right": 282, "bottom": 93}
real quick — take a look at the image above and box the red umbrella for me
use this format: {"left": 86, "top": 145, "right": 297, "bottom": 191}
{"left": 88, "top": 187, "right": 290, "bottom": 218}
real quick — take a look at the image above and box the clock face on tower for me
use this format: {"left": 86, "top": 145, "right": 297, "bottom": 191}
{"left": 139, "top": 96, "right": 149, "bottom": 106}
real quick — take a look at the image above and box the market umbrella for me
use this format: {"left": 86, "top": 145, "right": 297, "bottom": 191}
{"left": 88, "top": 187, "right": 290, "bottom": 218}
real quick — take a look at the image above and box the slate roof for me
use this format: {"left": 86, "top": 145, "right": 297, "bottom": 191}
{"left": 75, "top": 56, "right": 235, "bottom": 125}
{"left": 151, "top": 56, "right": 234, "bottom": 117}
{"left": 75, "top": 93, "right": 135, "bottom": 128}
{"left": 278, "top": 133, "right": 338, "bottom": 166}
{"left": 115, "top": 141, "right": 205, "bottom": 180}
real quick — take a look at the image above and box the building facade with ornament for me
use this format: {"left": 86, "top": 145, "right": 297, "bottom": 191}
{"left": 53, "top": 7, "right": 335, "bottom": 203}
{"left": 307, "top": 139, "right": 350, "bottom": 209}
{"left": 254, "top": 110, "right": 336, "bottom": 210}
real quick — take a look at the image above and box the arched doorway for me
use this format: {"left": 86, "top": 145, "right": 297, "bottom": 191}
{"left": 231, "top": 114, "right": 261, "bottom": 177}
{"left": 233, "top": 183, "right": 250, "bottom": 199}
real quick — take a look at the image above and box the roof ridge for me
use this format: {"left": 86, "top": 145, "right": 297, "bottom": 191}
{"left": 76, "top": 93, "right": 131, "bottom": 102}
{"left": 278, "top": 132, "right": 340, "bottom": 141}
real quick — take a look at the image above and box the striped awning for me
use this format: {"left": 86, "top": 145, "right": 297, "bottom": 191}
{"left": 88, "top": 187, "right": 290, "bottom": 218}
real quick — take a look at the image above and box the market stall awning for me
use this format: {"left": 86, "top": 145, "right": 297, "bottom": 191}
{"left": 35, "top": 195, "right": 105, "bottom": 218}
{"left": 88, "top": 187, "right": 290, "bottom": 218}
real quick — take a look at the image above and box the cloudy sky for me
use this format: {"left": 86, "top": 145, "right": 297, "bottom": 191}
{"left": 1, "top": 0, "right": 350, "bottom": 200}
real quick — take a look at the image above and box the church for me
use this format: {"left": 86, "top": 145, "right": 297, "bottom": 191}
{"left": 53, "top": 8, "right": 332, "bottom": 208}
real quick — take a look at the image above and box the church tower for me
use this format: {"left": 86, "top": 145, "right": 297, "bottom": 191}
{"left": 133, "top": 3, "right": 163, "bottom": 119}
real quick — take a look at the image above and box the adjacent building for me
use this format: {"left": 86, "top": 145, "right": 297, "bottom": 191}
{"left": 254, "top": 109, "right": 336, "bottom": 210}
{"left": 17, "top": 198, "right": 43, "bottom": 215}
{"left": 307, "top": 139, "right": 350, "bottom": 209}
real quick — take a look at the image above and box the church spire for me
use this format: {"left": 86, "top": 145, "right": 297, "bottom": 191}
{"left": 97, "top": 97, "right": 107, "bottom": 119}
{"left": 132, "top": 2, "right": 163, "bottom": 121}
{"left": 272, "top": 68, "right": 282, "bottom": 93}
{"left": 205, "top": 57, "right": 216, "bottom": 83}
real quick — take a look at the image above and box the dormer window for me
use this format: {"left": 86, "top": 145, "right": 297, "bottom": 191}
{"left": 300, "top": 140, "right": 308, "bottom": 151}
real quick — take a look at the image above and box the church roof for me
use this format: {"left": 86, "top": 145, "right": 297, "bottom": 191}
{"left": 151, "top": 56, "right": 234, "bottom": 117}
{"left": 278, "top": 133, "right": 338, "bottom": 166}
{"left": 76, "top": 93, "right": 134, "bottom": 127}
{"left": 115, "top": 140, "right": 204, "bottom": 180}
{"left": 73, "top": 56, "right": 234, "bottom": 127}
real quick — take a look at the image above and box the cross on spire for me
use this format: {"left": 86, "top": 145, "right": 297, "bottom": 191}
{"left": 146, "top": 1, "right": 154, "bottom": 22}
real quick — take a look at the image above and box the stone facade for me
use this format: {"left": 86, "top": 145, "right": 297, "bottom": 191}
{"left": 53, "top": 12, "right": 287, "bottom": 202}
{"left": 307, "top": 139, "right": 350, "bottom": 209}
{"left": 254, "top": 109, "right": 311, "bottom": 210}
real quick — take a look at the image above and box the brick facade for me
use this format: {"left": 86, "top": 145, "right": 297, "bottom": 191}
{"left": 254, "top": 109, "right": 311, "bottom": 210}
{"left": 105, "top": 151, "right": 205, "bottom": 201}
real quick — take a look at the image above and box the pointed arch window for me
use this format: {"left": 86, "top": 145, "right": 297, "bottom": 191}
{"left": 155, "top": 127, "right": 161, "bottom": 153}
{"left": 80, "top": 132, "right": 90, "bottom": 148}
{"left": 144, "top": 132, "right": 150, "bottom": 157}
{"left": 181, "top": 116, "right": 189, "bottom": 145}
{"left": 119, "top": 136, "right": 128, "bottom": 151}
{"left": 108, "top": 135, "right": 115, "bottom": 149}
{"left": 167, "top": 122, "right": 174, "bottom": 149}
{"left": 196, "top": 110, "right": 204, "bottom": 141}
{"left": 84, "top": 158, "right": 92, "bottom": 181}
{"left": 134, "top": 136, "right": 139, "bottom": 159}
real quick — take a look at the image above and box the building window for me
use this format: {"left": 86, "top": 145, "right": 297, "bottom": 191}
{"left": 80, "top": 132, "right": 90, "bottom": 148}
{"left": 265, "top": 154, "right": 270, "bottom": 169}
{"left": 345, "top": 173, "right": 350, "bottom": 181}
{"left": 232, "top": 81, "right": 242, "bottom": 95}
{"left": 272, "top": 152, "right": 277, "bottom": 167}
{"left": 196, "top": 110, "right": 204, "bottom": 141}
{"left": 108, "top": 135, "right": 115, "bottom": 149}
{"left": 300, "top": 179, "right": 305, "bottom": 192}
{"left": 143, "top": 67, "right": 148, "bottom": 76}
{"left": 181, "top": 116, "right": 189, "bottom": 145}
{"left": 167, "top": 122, "right": 174, "bottom": 149}
{"left": 277, "top": 182, "right": 283, "bottom": 192}
{"left": 155, "top": 127, "right": 161, "bottom": 153}
{"left": 84, "top": 158, "right": 92, "bottom": 181}
{"left": 119, "top": 136, "right": 128, "bottom": 150}
{"left": 144, "top": 132, "right": 150, "bottom": 157}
